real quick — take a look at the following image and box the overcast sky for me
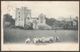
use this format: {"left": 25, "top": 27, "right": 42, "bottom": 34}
{"left": 1, "top": 1, "right": 79, "bottom": 19}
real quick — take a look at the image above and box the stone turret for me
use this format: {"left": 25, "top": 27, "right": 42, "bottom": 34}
{"left": 38, "top": 13, "right": 46, "bottom": 25}
{"left": 15, "top": 7, "right": 31, "bottom": 28}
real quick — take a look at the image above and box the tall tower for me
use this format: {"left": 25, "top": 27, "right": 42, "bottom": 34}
{"left": 38, "top": 13, "right": 46, "bottom": 25}
{"left": 15, "top": 7, "right": 31, "bottom": 27}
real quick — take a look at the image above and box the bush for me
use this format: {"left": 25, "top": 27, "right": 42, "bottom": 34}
{"left": 24, "top": 24, "right": 33, "bottom": 30}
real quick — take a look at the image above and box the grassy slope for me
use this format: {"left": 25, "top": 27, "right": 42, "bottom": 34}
{"left": 4, "top": 28, "right": 78, "bottom": 43}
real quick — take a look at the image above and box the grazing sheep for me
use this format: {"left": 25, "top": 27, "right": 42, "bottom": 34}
{"left": 40, "top": 37, "right": 52, "bottom": 43}
{"left": 38, "top": 38, "right": 42, "bottom": 43}
{"left": 40, "top": 37, "right": 46, "bottom": 43}
{"left": 55, "top": 36, "right": 60, "bottom": 42}
{"left": 25, "top": 38, "right": 31, "bottom": 43}
{"left": 32, "top": 36, "right": 57, "bottom": 44}
{"left": 41, "top": 37, "right": 56, "bottom": 43}
{"left": 48, "top": 37, "right": 55, "bottom": 43}
{"left": 33, "top": 38, "right": 40, "bottom": 43}
{"left": 33, "top": 37, "right": 47, "bottom": 43}
{"left": 44, "top": 38, "right": 50, "bottom": 43}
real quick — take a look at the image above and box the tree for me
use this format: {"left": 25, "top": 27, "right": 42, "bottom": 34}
{"left": 45, "top": 17, "right": 56, "bottom": 26}
{"left": 3, "top": 13, "right": 15, "bottom": 28}
{"left": 73, "top": 16, "right": 78, "bottom": 30}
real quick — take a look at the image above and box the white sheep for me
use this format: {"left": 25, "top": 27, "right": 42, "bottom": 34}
{"left": 25, "top": 38, "right": 31, "bottom": 43}
{"left": 55, "top": 36, "right": 60, "bottom": 42}
{"left": 41, "top": 37, "right": 56, "bottom": 43}
{"left": 49, "top": 37, "right": 56, "bottom": 42}
{"left": 40, "top": 37, "right": 46, "bottom": 43}
{"left": 33, "top": 38, "right": 40, "bottom": 43}
{"left": 32, "top": 36, "right": 57, "bottom": 44}
{"left": 40, "top": 37, "right": 51, "bottom": 43}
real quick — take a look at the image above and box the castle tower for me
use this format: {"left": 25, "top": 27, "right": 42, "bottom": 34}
{"left": 38, "top": 13, "right": 46, "bottom": 25}
{"left": 15, "top": 7, "right": 31, "bottom": 27}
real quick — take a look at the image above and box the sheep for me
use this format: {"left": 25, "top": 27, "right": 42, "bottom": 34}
{"left": 55, "top": 36, "right": 60, "bottom": 42}
{"left": 45, "top": 37, "right": 54, "bottom": 43}
{"left": 33, "top": 37, "right": 47, "bottom": 44}
{"left": 40, "top": 37, "right": 52, "bottom": 43}
{"left": 49, "top": 37, "right": 57, "bottom": 42}
{"left": 25, "top": 38, "right": 31, "bottom": 43}
{"left": 41, "top": 37, "right": 56, "bottom": 43}
{"left": 40, "top": 37, "right": 46, "bottom": 43}
{"left": 47, "top": 37, "right": 54, "bottom": 43}
{"left": 44, "top": 38, "right": 50, "bottom": 43}
{"left": 32, "top": 36, "right": 57, "bottom": 44}
{"left": 33, "top": 38, "right": 40, "bottom": 43}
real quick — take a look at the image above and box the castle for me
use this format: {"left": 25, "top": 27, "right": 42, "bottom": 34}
{"left": 15, "top": 7, "right": 48, "bottom": 29}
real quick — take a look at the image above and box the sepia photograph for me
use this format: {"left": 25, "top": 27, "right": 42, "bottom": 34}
{"left": 1, "top": 1, "right": 79, "bottom": 51}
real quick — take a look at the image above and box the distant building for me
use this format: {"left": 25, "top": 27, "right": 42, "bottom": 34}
{"left": 15, "top": 7, "right": 47, "bottom": 29}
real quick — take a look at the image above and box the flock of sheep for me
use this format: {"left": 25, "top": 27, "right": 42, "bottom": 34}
{"left": 25, "top": 36, "right": 60, "bottom": 44}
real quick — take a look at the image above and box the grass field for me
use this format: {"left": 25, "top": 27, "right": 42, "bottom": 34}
{"left": 4, "top": 28, "right": 78, "bottom": 43}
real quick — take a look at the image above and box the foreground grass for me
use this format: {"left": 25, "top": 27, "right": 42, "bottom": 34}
{"left": 4, "top": 28, "right": 78, "bottom": 43}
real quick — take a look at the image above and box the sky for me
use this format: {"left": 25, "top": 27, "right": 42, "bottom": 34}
{"left": 1, "top": 1, "right": 79, "bottom": 19}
